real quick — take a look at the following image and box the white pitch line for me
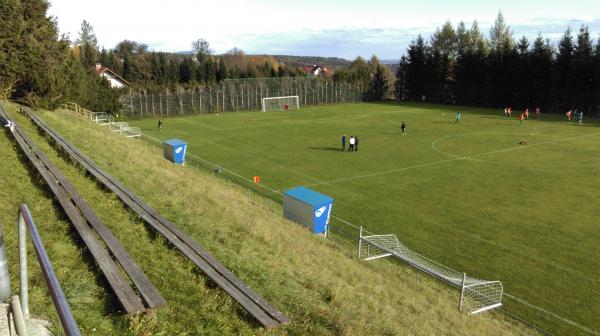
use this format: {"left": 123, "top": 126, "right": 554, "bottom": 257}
{"left": 178, "top": 117, "right": 220, "bottom": 130}
{"left": 303, "top": 132, "right": 600, "bottom": 188}
{"left": 143, "top": 131, "right": 599, "bottom": 335}
{"left": 142, "top": 133, "right": 285, "bottom": 195}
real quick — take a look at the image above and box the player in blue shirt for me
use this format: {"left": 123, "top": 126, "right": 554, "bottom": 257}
{"left": 455, "top": 111, "right": 461, "bottom": 123}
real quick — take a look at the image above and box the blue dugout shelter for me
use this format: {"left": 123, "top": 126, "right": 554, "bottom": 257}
{"left": 283, "top": 187, "right": 334, "bottom": 235}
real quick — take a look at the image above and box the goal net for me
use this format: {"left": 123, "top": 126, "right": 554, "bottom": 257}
{"left": 261, "top": 96, "right": 299, "bottom": 112}
{"left": 358, "top": 232, "right": 503, "bottom": 315}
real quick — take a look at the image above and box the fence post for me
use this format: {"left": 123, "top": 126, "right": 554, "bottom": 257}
{"left": 459, "top": 272, "right": 466, "bottom": 311}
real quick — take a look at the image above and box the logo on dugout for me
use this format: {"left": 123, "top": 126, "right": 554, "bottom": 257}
{"left": 315, "top": 205, "right": 328, "bottom": 218}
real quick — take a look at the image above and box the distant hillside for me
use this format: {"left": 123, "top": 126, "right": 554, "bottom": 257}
{"left": 271, "top": 55, "right": 352, "bottom": 69}
{"left": 176, "top": 51, "right": 352, "bottom": 69}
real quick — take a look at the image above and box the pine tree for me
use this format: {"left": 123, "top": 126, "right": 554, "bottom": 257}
{"left": 555, "top": 28, "right": 575, "bottom": 110}
{"left": 489, "top": 12, "right": 513, "bottom": 53}
{"left": 405, "top": 35, "right": 428, "bottom": 101}
{"left": 216, "top": 58, "right": 228, "bottom": 82}
{"left": 529, "top": 35, "right": 554, "bottom": 110}
{"left": 178, "top": 57, "right": 196, "bottom": 83}
{"left": 394, "top": 56, "right": 409, "bottom": 101}
{"left": 572, "top": 26, "right": 594, "bottom": 111}
{"left": 367, "top": 64, "right": 389, "bottom": 101}
{"left": 77, "top": 20, "right": 99, "bottom": 71}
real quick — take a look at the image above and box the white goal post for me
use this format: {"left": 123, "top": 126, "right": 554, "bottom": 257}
{"left": 261, "top": 96, "right": 300, "bottom": 112}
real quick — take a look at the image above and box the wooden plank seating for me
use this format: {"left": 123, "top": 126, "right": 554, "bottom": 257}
{"left": 22, "top": 106, "right": 290, "bottom": 328}
{"left": 0, "top": 104, "right": 164, "bottom": 314}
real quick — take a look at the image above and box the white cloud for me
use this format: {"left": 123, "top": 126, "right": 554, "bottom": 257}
{"left": 47, "top": 0, "right": 600, "bottom": 57}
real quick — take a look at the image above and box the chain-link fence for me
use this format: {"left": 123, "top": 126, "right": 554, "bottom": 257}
{"left": 121, "top": 77, "right": 366, "bottom": 118}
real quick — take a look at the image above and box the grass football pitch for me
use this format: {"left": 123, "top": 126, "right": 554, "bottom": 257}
{"left": 130, "top": 102, "right": 600, "bottom": 335}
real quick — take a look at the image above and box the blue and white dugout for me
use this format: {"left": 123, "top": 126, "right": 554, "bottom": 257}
{"left": 163, "top": 139, "right": 187, "bottom": 164}
{"left": 282, "top": 187, "right": 334, "bottom": 235}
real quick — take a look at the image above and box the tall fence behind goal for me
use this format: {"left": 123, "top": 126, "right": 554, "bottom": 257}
{"left": 121, "top": 77, "right": 366, "bottom": 118}
{"left": 358, "top": 229, "right": 503, "bottom": 315}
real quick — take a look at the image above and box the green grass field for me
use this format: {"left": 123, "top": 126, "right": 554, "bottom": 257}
{"left": 0, "top": 101, "right": 537, "bottom": 335}
{"left": 131, "top": 102, "right": 600, "bottom": 335}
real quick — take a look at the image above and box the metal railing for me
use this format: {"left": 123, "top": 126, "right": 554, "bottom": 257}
{"left": 18, "top": 204, "right": 80, "bottom": 336}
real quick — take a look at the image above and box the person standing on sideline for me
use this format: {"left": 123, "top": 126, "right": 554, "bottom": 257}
{"left": 401, "top": 121, "right": 406, "bottom": 135}
{"left": 455, "top": 111, "right": 461, "bottom": 123}
{"left": 355, "top": 136, "right": 359, "bottom": 151}
{"left": 535, "top": 107, "right": 541, "bottom": 118}
{"left": 158, "top": 118, "right": 163, "bottom": 131}
{"left": 341, "top": 134, "right": 346, "bottom": 151}
{"left": 578, "top": 110, "right": 584, "bottom": 125}
{"left": 349, "top": 136, "right": 355, "bottom": 152}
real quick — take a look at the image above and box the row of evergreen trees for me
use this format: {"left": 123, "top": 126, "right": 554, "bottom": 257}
{"left": 79, "top": 20, "right": 392, "bottom": 99}
{"left": 395, "top": 13, "right": 600, "bottom": 114}
{"left": 0, "top": 1, "right": 121, "bottom": 111}
{"left": 94, "top": 40, "right": 308, "bottom": 90}
{"left": 0, "top": 0, "right": 388, "bottom": 112}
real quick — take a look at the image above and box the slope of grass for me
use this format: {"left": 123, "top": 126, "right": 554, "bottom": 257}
{"left": 0, "top": 101, "right": 535, "bottom": 335}
{"left": 127, "top": 102, "right": 600, "bottom": 336}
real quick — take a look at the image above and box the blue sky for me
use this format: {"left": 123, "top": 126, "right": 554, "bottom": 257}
{"left": 48, "top": 0, "right": 600, "bottom": 60}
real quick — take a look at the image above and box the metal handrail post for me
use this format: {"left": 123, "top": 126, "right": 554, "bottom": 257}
{"left": 18, "top": 207, "right": 28, "bottom": 319}
{"left": 0, "top": 218, "right": 11, "bottom": 302}
{"left": 18, "top": 204, "right": 81, "bottom": 335}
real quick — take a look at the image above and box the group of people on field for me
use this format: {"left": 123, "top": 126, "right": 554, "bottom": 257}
{"left": 341, "top": 134, "right": 359, "bottom": 152}
{"left": 565, "top": 109, "right": 584, "bottom": 125}
{"left": 503, "top": 106, "right": 542, "bottom": 124}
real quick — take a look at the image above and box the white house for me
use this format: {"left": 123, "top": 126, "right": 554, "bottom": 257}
{"left": 303, "top": 64, "right": 332, "bottom": 76}
{"left": 95, "top": 64, "right": 130, "bottom": 89}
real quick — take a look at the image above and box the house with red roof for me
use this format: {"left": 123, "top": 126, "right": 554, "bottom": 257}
{"left": 303, "top": 64, "right": 332, "bottom": 76}
{"left": 95, "top": 64, "right": 131, "bottom": 89}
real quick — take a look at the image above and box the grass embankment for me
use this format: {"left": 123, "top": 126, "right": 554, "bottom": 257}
{"left": 0, "top": 102, "right": 534, "bottom": 335}
{"left": 129, "top": 102, "right": 600, "bottom": 336}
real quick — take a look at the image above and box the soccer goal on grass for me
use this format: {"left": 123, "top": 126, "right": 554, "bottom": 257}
{"left": 261, "top": 96, "right": 300, "bottom": 112}
{"left": 358, "top": 230, "right": 503, "bottom": 315}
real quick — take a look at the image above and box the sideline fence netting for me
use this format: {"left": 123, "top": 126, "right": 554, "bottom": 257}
{"left": 121, "top": 77, "right": 366, "bottom": 118}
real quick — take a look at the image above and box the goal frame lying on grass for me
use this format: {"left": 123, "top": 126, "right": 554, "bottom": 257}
{"left": 357, "top": 228, "right": 503, "bottom": 315}
{"left": 261, "top": 96, "right": 300, "bottom": 112}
